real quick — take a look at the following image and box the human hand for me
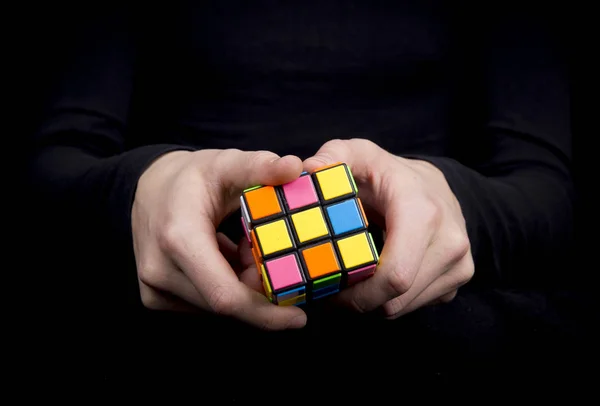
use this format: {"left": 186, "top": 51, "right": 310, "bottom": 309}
{"left": 303, "top": 139, "right": 474, "bottom": 318}
{"left": 131, "top": 149, "right": 308, "bottom": 330}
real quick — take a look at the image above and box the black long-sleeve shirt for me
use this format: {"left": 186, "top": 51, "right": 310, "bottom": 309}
{"left": 28, "top": 1, "right": 573, "bottom": 305}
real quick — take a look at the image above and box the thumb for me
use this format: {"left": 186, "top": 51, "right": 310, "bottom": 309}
{"left": 303, "top": 139, "right": 387, "bottom": 211}
{"left": 218, "top": 150, "right": 303, "bottom": 192}
{"left": 303, "top": 138, "right": 381, "bottom": 179}
{"left": 303, "top": 140, "right": 351, "bottom": 173}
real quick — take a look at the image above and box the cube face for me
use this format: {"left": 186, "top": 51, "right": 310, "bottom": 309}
{"left": 254, "top": 218, "right": 295, "bottom": 258}
{"left": 264, "top": 253, "right": 304, "bottom": 291}
{"left": 336, "top": 231, "right": 378, "bottom": 272}
{"left": 241, "top": 162, "right": 379, "bottom": 306}
{"left": 313, "top": 164, "right": 357, "bottom": 203}
{"left": 300, "top": 241, "right": 341, "bottom": 280}
{"left": 281, "top": 173, "right": 319, "bottom": 212}
{"left": 290, "top": 206, "right": 330, "bottom": 245}
{"left": 325, "top": 198, "right": 366, "bottom": 237}
{"left": 243, "top": 185, "right": 283, "bottom": 224}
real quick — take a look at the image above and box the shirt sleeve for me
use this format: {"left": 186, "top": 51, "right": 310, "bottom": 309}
{"left": 405, "top": 7, "right": 574, "bottom": 288}
{"left": 27, "top": 7, "right": 194, "bottom": 298}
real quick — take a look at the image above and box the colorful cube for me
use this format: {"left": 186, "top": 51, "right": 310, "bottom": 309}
{"left": 240, "top": 162, "right": 379, "bottom": 306}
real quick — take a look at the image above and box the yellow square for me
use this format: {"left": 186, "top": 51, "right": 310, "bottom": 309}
{"left": 336, "top": 232, "right": 375, "bottom": 269}
{"left": 255, "top": 219, "right": 293, "bottom": 256}
{"left": 279, "top": 294, "right": 306, "bottom": 306}
{"left": 290, "top": 207, "right": 329, "bottom": 244}
{"left": 316, "top": 165, "right": 354, "bottom": 201}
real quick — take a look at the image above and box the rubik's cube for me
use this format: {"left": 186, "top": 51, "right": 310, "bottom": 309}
{"left": 240, "top": 162, "right": 379, "bottom": 306}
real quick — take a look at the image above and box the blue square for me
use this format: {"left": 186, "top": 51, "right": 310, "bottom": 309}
{"left": 325, "top": 198, "right": 365, "bottom": 236}
{"left": 312, "top": 284, "right": 340, "bottom": 300}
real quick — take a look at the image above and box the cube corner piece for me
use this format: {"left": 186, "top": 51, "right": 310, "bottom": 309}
{"left": 311, "top": 162, "right": 358, "bottom": 204}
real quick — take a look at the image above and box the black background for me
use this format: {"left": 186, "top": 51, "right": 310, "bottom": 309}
{"left": 13, "top": 0, "right": 599, "bottom": 392}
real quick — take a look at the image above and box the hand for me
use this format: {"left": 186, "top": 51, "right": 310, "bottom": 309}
{"left": 132, "top": 149, "right": 308, "bottom": 330}
{"left": 304, "top": 139, "right": 474, "bottom": 318}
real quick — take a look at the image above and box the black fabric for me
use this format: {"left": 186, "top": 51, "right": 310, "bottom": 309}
{"left": 22, "top": 1, "right": 596, "bottom": 382}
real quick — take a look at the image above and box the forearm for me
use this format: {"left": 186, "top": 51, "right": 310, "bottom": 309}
{"left": 29, "top": 144, "right": 194, "bottom": 247}
{"left": 430, "top": 7, "right": 574, "bottom": 288}
{"left": 412, "top": 152, "right": 574, "bottom": 288}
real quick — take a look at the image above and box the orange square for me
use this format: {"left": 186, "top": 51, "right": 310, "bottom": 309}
{"left": 301, "top": 241, "right": 341, "bottom": 279}
{"left": 250, "top": 230, "right": 263, "bottom": 276}
{"left": 244, "top": 186, "right": 282, "bottom": 221}
{"left": 357, "top": 198, "right": 368, "bottom": 228}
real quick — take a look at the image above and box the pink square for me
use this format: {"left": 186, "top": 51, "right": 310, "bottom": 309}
{"left": 240, "top": 217, "right": 251, "bottom": 244}
{"left": 347, "top": 265, "right": 376, "bottom": 286}
{"left": 282, "top": 175, "right": 318, "bottom": 211}
{"left": 265, "top": 254, "right": 304, "bottom": 291}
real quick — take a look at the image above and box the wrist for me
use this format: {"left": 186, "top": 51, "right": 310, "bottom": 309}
{"left": 135, "top": 150, "right": 193, "bottom": 201}
{"left": 140, "top": 149, "right": 192, "bottom": 182}
{"left": 397, "top": 156, "right": 444, "bottom": 181}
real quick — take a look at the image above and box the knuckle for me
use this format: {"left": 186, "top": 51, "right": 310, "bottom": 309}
{"left": 157, "top": 220, "right": 183, "bottom": 253}
{"left": 445, "top": 229, "right": 471, "bottom": 263}
{"left": 246, "top": 150, "right": 280, "bottom": 175}
{"left": 138, "top": 260, "right": 168, "bottom": 288}
{"left": 220, "top": 148, "right": 243, "bottom": 159}
{"left": 350, "top": 294, "right": 368, "bottom": 314}
{"left": 458, "top": 258, "right": 475, "bottom": 285}
{"left": 385, "top": 266, "right": 412, "bottom": 296}
{"left": 440, "top": 291, "right": 458, "bottom": 303}
{"left": 349, "top": 138, "right": 377, "bottom": 152}
{"left": 321, "top": 139, "right": 354, "bottom": 161}
{"left": 322, "top": 138, "right": 346, "bottom": 150}
{"left": 382, "top": 298, "right": 405, "bottom": 318}
{"left": 139, "top": 286, "right": 163, "bottom": 310}
{"left": 420, "top": 200, "right": 442, "bottom": 229}
{"left": 207, "top": 285, "right": 235, "bottom": 315}
{"left": 447, "top": 257, "right": 474, "bottom": 291}
{"left": 252, "top": 150, "right": 279, "bottom": 163}
{"left": 213, "top": 149, "right": 243, "bottom": 169}
{"left": 314, "top": 139, "right": 345, "bottom": 164}
{"left": 246, "top": 150, "right": 279, "bottom": 171}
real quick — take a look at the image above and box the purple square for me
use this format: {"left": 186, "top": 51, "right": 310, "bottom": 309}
{"left": 282, "top": 175, "right": 318, "bottom": 211}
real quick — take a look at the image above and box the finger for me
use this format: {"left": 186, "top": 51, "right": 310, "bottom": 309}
{"left": 378, "top": 234, "right": 457, "bottom": 317}
{"left": 237, "top": 237, "right": 267, "bottom": 292}
{"left": 139, "top": 279, "right": 201, "bottom": 314}
{"left": 152, "top": 258, "right": 263, "bottom": 310}
{"left": 238, "top": 265, "right": 264, "bottom": 293}
{"left": 160, "top": 262, "right": 264, "bottom": 309}
{"left": 303, "top": 138, "right": 379, "bottom": 176}
{"left": 414, "top": 290, "right": 457, "bottom": 308}
{"left": 302, "top": 139, "right": 386, "bottom": 209}
{"left": 385, "top": 284, "right": 456, "bottom": 319}
{"left": 217, "top": 150, "right": 303, "bottom": 192}
{"left": 217, "top": 232, "right": 241, "bottom": 271}
{"left": 436, "top": 290, "right": 458, "bottom": 304}
{"left": 337, "top": 199, "right": 434, "bottom": 313}
{"left": 170, "top": 217, "right": 307, "bottom": 330}
{"left": 147, "top": 234, "right": 288, "bottom": 315}
{"left": 238, "top": 237, "right": 255, "bottom": 270}
{"left": 382, "top": 253, "right": 473, "bottom": 319}
{"left": 138, "top": 249, "right": 213, "bottom": 310}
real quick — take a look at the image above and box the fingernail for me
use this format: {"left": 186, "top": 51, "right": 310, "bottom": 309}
{"left": 290, "top": 314, "right": 307, "bottom": 329}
